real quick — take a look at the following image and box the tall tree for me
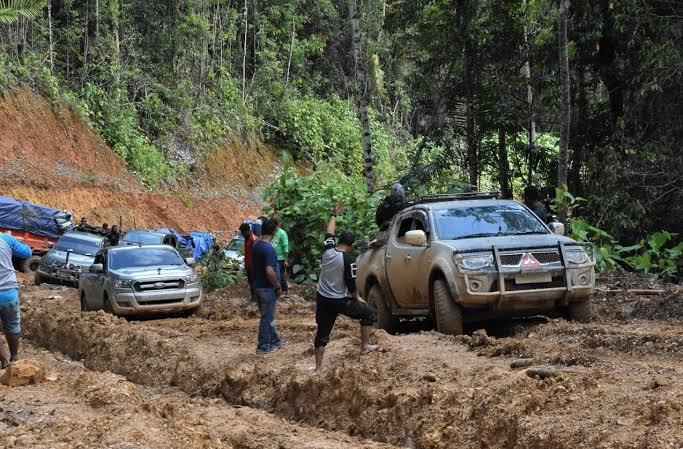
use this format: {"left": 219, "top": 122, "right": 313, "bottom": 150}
{"left": 348, "top": 0, "right": 374, "bottom": 193}
{"left": 457, "top": 0, "right": 479, "bottom": 188}
{"left": 557, "top": 0, "right": 570, "bottom": 221}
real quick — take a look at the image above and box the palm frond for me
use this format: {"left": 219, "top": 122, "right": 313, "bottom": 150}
{"left": 0, "top": 0, "right": 46, "bottom": 25}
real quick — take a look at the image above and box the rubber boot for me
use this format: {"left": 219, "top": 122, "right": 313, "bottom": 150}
{"left": 6, "top": 333, "right": 20, "bottom": 363}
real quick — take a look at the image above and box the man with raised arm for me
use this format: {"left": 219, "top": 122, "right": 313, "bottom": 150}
{"left": 314, "top": 204, "right": 378, "bottom": 372}
{"left": 0, "top": 232, "right": 32, "bottom": 368}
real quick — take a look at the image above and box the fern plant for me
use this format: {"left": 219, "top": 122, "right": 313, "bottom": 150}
{"left": 0, "top": 0, "right": 45, "bottom": 25}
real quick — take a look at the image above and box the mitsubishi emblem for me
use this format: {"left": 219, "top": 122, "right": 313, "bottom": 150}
{"left": 520, "top": 253, "right": 541, "bottom": 268}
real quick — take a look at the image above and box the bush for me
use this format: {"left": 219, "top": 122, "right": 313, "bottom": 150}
{"left": 81, "top": 83, "right": 171, "bottom": 184}
{"left": 264, "top": 162, "right": 382, "bottom": 282}
{"left": 197, "top": 249, "right": 243, "bottom": 292}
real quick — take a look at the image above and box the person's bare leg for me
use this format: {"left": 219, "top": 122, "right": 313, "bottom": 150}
{"left": 360, "top": 325, "right": 378, "bottom": 354}
{"left": 6, "top": 333, "right": 19, "bottom": 362}
{"left": 314, "top": 346, "right": 326, "bottom": 372}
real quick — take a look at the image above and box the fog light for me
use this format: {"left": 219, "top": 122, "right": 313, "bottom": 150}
{"left": 470, "top": 280, "right": 482, "bottom": 291}
{"left": 578, "top": 274, "right": 588, "bottom": 285}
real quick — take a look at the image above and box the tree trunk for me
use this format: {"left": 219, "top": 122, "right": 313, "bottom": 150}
{"left": 569, "top": 64, "right": 586, "bottom": 195}
{"left": 497, "top": 128, "right": 512, "bottom": 199}
{"left": 48, "top": 0, "right": 54, "bottom": 74}
{"left": 95, "top": 0, "right": 99, "bottom": 40}
{"left": 81, "top": 0, "right": 89, "bottom": 90}
{"left": 241, "top": 0, "right": 248, "bottom": 103}
{"left": 284, "top": 15, "right": 295, "bottom": 87}
{"left": 522, "top": 0, "right": 537, "bottom": 186}
{"left": 458, "top": 0, "right": 478, "bottom": 189}
{"left": 348, "top": 0, "right": 375, "bottom": 193}
{"left": 557, "top": 0, "right": 571, "bottom": 221}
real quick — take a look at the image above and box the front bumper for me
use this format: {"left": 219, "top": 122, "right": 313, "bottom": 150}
{"left": 110, "top": 283, "right": 202, "bottom": 315}
{"left": 452, "top": 243, "right": 595, "bottom": 312}
{"left": 37, "top": 266, "right": 83, "bottom": 284}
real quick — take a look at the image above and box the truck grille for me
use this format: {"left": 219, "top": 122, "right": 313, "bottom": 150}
{"left": 499, "top": 251, "right": 561, "bottom": 266}
{"left": 503, "top": 275, "right": 566, "bottom": 291}
{"left": 134, "top": 279, "right": 185, "bottom": 292}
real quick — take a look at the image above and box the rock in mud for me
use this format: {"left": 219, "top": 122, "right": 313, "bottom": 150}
{"left": 423, "top": 373, "right": 437, "bottom": 382}
{"left": 0, "top": 360, "right": 48, "bottom": 386}
{"left": 510, "top": 358, "right": 535, "bottom": 369}
{"left": 525, "top": 367, "right": 560, "bottom": 380}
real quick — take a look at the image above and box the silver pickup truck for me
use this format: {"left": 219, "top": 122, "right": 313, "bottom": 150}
{"left": 356, "top": 193, "right": 595, "bottom": 335}
{"left": 79, "top": 245, "right": 202, "bottom": 316}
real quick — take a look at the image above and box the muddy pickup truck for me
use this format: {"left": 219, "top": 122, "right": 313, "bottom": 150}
{"left": 356, "top": 193, "right": 596, "bottom": 335}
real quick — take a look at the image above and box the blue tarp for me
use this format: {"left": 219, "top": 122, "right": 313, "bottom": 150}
{"left": 154, "top": 227, "right": 214, "bottom": 260}
{"left": 188, "top": 231, "right": 214, "bottom": 260}
{"left": 0, "top": 196, "right": 73, "bottom": 238}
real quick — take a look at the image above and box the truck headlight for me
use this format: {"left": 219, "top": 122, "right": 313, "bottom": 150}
{"left": 185, "top": 274, "right": 199, "bottom": 283}
{"left": 114, "top": 279, "right": 134, "bottom": 288}
{"left": 454, "top": 253, "right": 494, "bottom": 271}
{"left": 566, "top": 248, "right": 589, "bottom": 265}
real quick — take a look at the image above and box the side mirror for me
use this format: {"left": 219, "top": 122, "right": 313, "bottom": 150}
{"left": 89, "top": 263, "right": 104, "bottom": 273}
{"left": 185, "top": 257, "right": 196, "bottom": 266}
{"left": 405, "top": 230, "right": 428, "bottom": 247}
{"left": 549, "top": 222, "right": 565, "bottom": 236}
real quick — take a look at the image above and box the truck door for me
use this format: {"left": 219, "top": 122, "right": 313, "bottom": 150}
{"left": 385, "top": 211, "right": 430, "bottom": 307}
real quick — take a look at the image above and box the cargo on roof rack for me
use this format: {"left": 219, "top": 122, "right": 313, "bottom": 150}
{"left": 415, "top": 191, "right": 500, "bottom": 204}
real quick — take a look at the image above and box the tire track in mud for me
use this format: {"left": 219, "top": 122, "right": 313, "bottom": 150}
{"left": 21, "top": 297, "right": 683, "bottom": 449}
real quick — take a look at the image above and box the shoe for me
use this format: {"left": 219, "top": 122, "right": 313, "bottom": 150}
{"left": 274, "top": 341, "right": 287, "bottom": 348}
{"left": 256, "top": 346, "right": 280, "bottom": 354}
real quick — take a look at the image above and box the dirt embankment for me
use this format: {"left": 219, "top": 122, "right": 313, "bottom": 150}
{"left": 16, "top": 278, "right": 683, "bottom": 449}
{"left": 0, "top": 88, "right": 280, "bottom": 235}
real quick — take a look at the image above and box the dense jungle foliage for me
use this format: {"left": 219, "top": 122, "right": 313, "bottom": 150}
{"left": 0, "top": 0, "right": 680, "bottom": 277}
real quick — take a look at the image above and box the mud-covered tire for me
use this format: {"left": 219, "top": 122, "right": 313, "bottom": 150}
{"left": 34, "top": 272, "right": 47, "bottom": 285}
{"left": 433, "top": 278, "right": 464, "bottom": 335}
{"left": 103, "top": 294, "right": 114, "bottom": 315}
{"left": 367, "top": 284, "right": 399, "bottom": 334}
{"left": 182, "top": 306, "right": 199, "bottom": 318}
{"left": 566, "top": 300, "right": 592, "bottom": 323}
{"left": 17, "top": 255, "right": 42, "bottom": 273}
{"left": 80, "top": 291, "right": 89, "bottom": 312}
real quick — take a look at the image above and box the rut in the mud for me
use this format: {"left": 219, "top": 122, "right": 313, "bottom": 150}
{"left": 19, "top": 281, "right": 683, "bottom": 449}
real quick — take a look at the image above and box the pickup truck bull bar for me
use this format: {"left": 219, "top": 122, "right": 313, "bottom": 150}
{"left": 454, "top": 242, "right": 595, "bottom": 310}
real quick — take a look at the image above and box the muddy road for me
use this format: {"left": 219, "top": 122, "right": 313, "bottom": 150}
{"left": 3, "top": 275, "right": 682, "bottom": 448}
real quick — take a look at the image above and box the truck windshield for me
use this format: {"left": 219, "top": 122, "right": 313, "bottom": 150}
{"left": 434, "top": 204, "right": 548, "bottom": 240}
{"left": 54, "top": 236, "right": 101, "bottom": 256}
{"left": 110, "top": 248, "right": 184, "bottom": 270}
{"left": 121, "top": 231, "right": 163, "bottom": 245}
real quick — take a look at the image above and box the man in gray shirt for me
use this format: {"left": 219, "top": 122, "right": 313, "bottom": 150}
{"left": 314, "top": 204, "right": 377, "bottom": 372}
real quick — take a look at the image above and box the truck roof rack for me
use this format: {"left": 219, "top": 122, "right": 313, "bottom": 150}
{"left": 415, "top": 191, "right": 500, "bottom": 204}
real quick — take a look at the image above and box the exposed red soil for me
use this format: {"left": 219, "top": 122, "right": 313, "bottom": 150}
{"left": 0, "top": 87, "right": 279, "bottom": 235}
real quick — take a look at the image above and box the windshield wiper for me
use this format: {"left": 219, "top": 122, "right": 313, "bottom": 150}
{"left": 508, "top": 231, "right": 548, "bottom": 236}
{"left": 452, "top": 232, "right": 500, "bottom": 240}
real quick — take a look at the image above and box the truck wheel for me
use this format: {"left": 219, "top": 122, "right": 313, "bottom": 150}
{"left": 80, "top": 292, "right": 89, "bottom": 312}
{"left": 566, "top": 300, "right": 592, "bottom": 323}
{"left": 367, "top": 284, "right": 399, "bottom": 334}
{"left": 433, "top": 278, "right": 464, "bottom": 335}
{"left": 34, "top": 272, "right": 46, "bottom": 285}
{"left": 17, "top": 256, "right": 42, "bottom": 273}
{"left": 103, "top": 294, "right": 114, "bottom": 315}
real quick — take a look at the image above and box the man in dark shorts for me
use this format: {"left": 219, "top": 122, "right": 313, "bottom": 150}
{"left": 251, "top": 219, "right": 283, "bottom": 353}
{"left": 314, "top": 204, "right": 378, "bottom": 372}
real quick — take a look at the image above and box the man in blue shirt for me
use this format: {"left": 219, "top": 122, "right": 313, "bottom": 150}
{"left": 251, "top": 219, "right": 283, "bottom": 353}
{"left": 0, "top": 232, "right": 32, "bottom": 368}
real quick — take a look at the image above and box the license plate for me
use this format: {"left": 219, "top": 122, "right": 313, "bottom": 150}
{"left": 515, "top": 272, "right": 552, "bottom": 284}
